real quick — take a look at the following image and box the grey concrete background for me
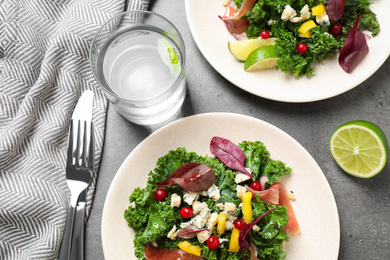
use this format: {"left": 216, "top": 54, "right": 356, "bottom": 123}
{"left": 86, "top": 0, "right": 390, "bottom": 259}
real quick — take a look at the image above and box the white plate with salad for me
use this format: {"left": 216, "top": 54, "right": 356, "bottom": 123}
{"left": 101, "top": 113, "right": 340, "bottom": 259}
{"left": 184, "top": 0, "right": 390, "bottom": 102}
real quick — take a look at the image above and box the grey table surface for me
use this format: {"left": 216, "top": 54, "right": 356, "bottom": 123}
{"left": 85, "top": 1, "right": 390, "bottom": 259}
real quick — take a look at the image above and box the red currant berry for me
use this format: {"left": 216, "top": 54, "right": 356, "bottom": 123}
{"left": 297, "top": 43, "right": 308, "bottom": 54}
{"left": 207, "top": 235, "right": 220, "bottom": 250}
{"left": 330, "top": 23, "right": 343, "bottom": 35}
{"left": 260, "top": 30, "right": 270, "bottom": 39}
{"left": 154, "top": 188, "right": 167, "bottom": 201}
{"left": 180, "top": 207, "right": 193, "bottom": 218}
{"left": 249, "top": 181, "right": 261, "bottom": 191}
{"left": 234, "top": 218, "right": 246, "bottom": 230}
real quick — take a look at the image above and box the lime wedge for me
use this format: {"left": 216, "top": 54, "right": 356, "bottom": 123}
{"left": 228, "top": 38, "right": 276, "bottom": 62}
{"left": 244, "top": 45, "right": 279, "bottom": 71}
{"left": 330, "top": 120, "right": 389, "bottom": 178}
{"left": 157, "top": 37, "right": 181, "bottom": 76}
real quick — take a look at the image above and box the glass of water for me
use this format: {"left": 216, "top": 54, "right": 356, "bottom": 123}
{"left": 90, "top": 11, "right": 186, "bottom": 126}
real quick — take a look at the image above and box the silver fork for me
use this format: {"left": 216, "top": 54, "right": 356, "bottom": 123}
{"left": 59, "top": 119, "right": 94, "bottom": 260}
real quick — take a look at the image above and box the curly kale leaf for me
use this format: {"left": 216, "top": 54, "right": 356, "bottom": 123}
{"left": 133, "top": 201, "right": 178, "bottom": 253}
{"left": 239, "top": 141, "right": 270, "bottom": 180}
{"left": 250, "top": 197, "right": 289, "bottom": 260}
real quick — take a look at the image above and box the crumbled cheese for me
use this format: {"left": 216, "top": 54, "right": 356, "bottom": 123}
{"left": 224, "top": 202, "right": 236, "bottom": 214}
{"left": 206, "top": 184, "right": 220, "bottom": 201}
{"left": 281, "top": 5, "right": 297, "bottom": 21}
{"left": 199, "top": 207, "right": 211, "bottom": 221}
{"left": 236, "top": 185, "right": 247, "bottom": 199}
{"left": 167, "top": 225, "right": 178, "bottom": 240}
{"left": 234, "top": 172, "right": 251, "bottom": 184}
{"left": 316, "top": 12, "right": 330, "bottom": 26}
{"left": 219, "top": 238, "right": 229, "bottom": 248}
{"left": 170, "top": 193, "right": 181, "bottom": 208}
{"left": 151, "top": 241, "right": 158, "bottom": 247}
{"left": 216, "top": 203, "right": 225, "bottom": 210}
{"left": 192, "top": 214, "right": 207, "bottom": 229}
{"left": 253, "top": 225, "right": 260, "bottom": 232}
{"left": 199, "top": 191, "right": 207, "bottom": 196}
{"left": 290, "top": 4, "right": 310, "bottom": 23}
{"left": 207, "top": 213, "right": 219, "bottom": 230}
{"left": 180, "top": 221, "right": 192, "bottom": 228}
{"left": 225, "top": 220, "right": 234, "bottom": 230}
{"left": 183, "top": 191, "right": 199, "bottom": 205}
{"left": 300, "top": 5, "right": 311, "bottom": 21}
{"left": 193, "top": 201, "right": 208, "bottom": 215}
{"left": 197, "top": 230, "right": 211, "bottom": 244}
{"left": 267, "top": 19, "right": 276, "bottom": 26}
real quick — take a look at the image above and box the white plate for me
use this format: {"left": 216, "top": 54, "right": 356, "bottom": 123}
{"left": 184, "top": 0, "right": 390, "bottom": 102}
{"left": 102, "top": 113, "right": 340, "bottom": 259}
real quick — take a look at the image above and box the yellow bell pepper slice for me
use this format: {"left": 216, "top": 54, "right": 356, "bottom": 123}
{"left": 312, "top": 4, "right": 326, "bottom": 16}
{"left": 228, "top": 228, "right": 240, "bottom": 252}
{"left": 299, "top": 31, "right": 312, "bottom": 38}
{"left": 242, "top": 192, "right": 252, "bottom": 224}
{"left": 217, "top": 212, "right": 226, "bottom": 235}
{"left": 298, "top": 20, "right": 317, "bottom": 34}
{"left": 178, "top": 241, "right": 202, "bottom": 256}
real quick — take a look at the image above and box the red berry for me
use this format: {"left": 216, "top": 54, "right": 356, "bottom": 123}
{"left": 331, "top": 23, "right": 343, "bottom": 35}
{"left": 207, "top": 235, "right": 220, "bottom": 250}
{"left": 260, "top": 30, "right": 270, "bottom": 39}
{"left": 249, "top": 181, "right": 261, "bottom": 191}
{"left": 234, "top": 219, "right": 246, "bottom": 230}
{"left": 180, "top": 207, "right": 193, "bottom": 218}
{"left": 297, "top": 43, "right": 308, "bottom": 54}
{"left": 154, "top": 188, "right": 167, "bottom": 201}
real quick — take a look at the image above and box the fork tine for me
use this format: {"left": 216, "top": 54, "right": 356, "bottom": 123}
{"left": 66, "top": 121, "right": 74, "bottom": 167}
{"left": 87, "top": 122, "right": 95, "bottom": 170}
{"left": 75, "top": 120, "right": 82, "bottom": 166}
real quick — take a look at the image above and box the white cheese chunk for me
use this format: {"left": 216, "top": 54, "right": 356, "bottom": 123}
{"left": 183, "top": 191, "right": 199, "bottom": 205}
{"left": 167, "top": 225, "right": 178, "bottom": 240}
{"left": 234, "top": 172, "right": 251, "bottom": 184}
{"left": 316, "top": 12, "right": 330, "bottom": 26}
{"left": 236, "top": 185, "right": 247, "bottom": 199}
{"left": 197, "top": 230, "right": 211, "bottom": 244}
{"left": 281, "top": 5, "right": 297, "bottom": 21}
{"left": 170, "top": 193, "right": 181, "bottom": 208}
{"left": 253, "top": 225, "right": 260, "bottom": 232}
{"left": 192, "top": 201, "right": 208, "bottom": 215}
{"left": 225, "top": 220, "right": 234, "bottom": 231}
{"left": 207, "top": 212, "right": 219, "bottom": 230}
{"left": 224, "top": 202, "right": 236, "bottom": 214}
{"left": 300, "top": 5, "right": 311, "bottom": 21}
{"left": 206, "top": 184, "right": 220, "bottom": 201}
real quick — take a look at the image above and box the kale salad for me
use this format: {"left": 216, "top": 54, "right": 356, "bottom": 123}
{"left": 124, "top": 137, "right": 298, "bottom": 260}
{"left": 220, "top": 0, "right": 380, "bottom": 77}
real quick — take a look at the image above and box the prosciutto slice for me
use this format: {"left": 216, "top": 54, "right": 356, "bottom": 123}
{"left": 246, "top": 182, "right": 300, "bottom": 234}
{"left": 144, "top": 243, "right": 206, "bottom": 260}
{"left": 246, "top": 184, "right": 280, "bottom": 205}
{"left": 339, "top": 14, "right": 369, "bottom": 73}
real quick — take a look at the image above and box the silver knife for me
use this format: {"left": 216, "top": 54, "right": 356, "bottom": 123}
{"left": 59, "top": 90, "right": 94, "bottom": 260}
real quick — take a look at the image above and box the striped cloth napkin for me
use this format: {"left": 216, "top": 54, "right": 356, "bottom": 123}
{"left": 0, "top": 0, "right": 149, "bottom": 259}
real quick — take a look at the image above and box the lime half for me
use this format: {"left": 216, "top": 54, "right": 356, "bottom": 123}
{"left": 244, "top": 45, "right": 279, "bottom": 72}
{"left": 330, "top": 120, "right": 389, "bottom": 178}
{"left": 157, "top": 37, "right": 181, "bottom": 76}
{"left": 228, "top": 38, "right": 276, "bottom": 62}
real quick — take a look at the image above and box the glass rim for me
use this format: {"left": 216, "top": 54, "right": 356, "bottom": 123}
{"left": 89, "top": 10, "right": 186, "bottom": 104}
